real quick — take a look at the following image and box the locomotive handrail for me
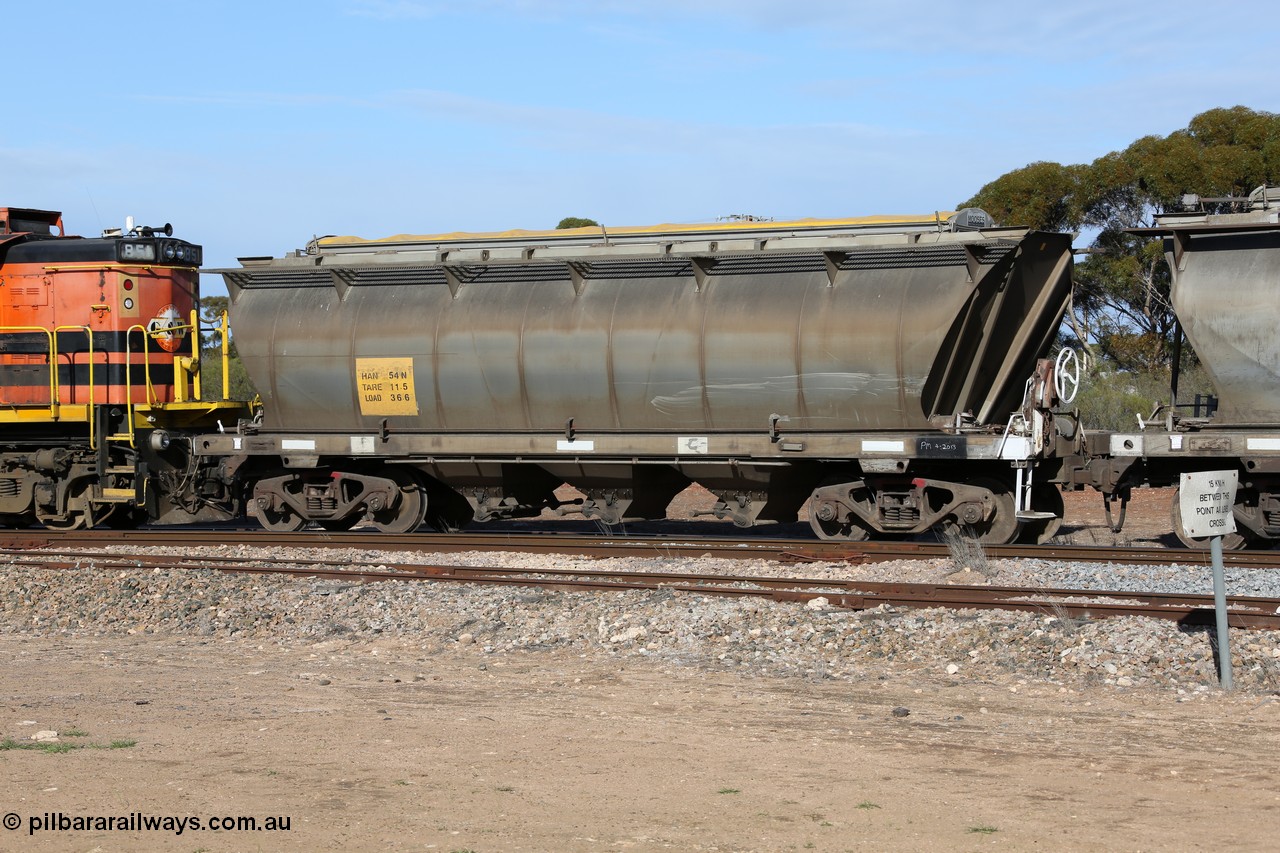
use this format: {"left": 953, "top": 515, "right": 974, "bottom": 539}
{"left": 124, "top": 323, "right": 160, "bottom": 411}
{"left": 116, "top": 321, "right": 166, "bottom": 449}
{"left": 54, "top": 325, "right": 96, "bottom": 450}
{"left": 1, "top": 316, "right": 201, "bottom": 452}
{"left": 0, "top": 325, "right": 58, "bottom": 413}
{"left": 123, "top": 314, "right": 202, "bottom": 406}
{"left": 155, "top": 315, "right": 201, "bottom": 403}
{"left": 183, "top": 308, "right": 202, "bottom": 402}
{"left": 66, "top": 313, "right": 203, "bottom": 451}
{"left": 40, "top": 263, "right": 153, "bottom": 271}
{"left": 215, "top": 308, "right": 230, "bottom": 401}
{"left": 0, "top": 324, "right": 101, "bottom": 446}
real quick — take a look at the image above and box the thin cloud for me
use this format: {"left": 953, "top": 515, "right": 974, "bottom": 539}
{"left": 390, "top": 88, "right": 922, "bottom": 150}
{"left": 134, "top": 91, "right": 370, "bottom": 109}
{"left": 345, "top": 0, "right": 555, "bottom": 19}
{"left": 344, "top": 0, "right": 1259, "bottom": 67}
{"left": 344, "top": 0, "right": 442, "bottom": 19}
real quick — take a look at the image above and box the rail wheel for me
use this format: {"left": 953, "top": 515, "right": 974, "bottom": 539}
{"left": 38, "top": 479, "right": 93, "bottom": 531}
{"left": 370, "top": 469, "right": 425, "bottom": 534}
{"left": 941, "top": 477, "right": 1019, "bottom": 545}
{"left": 1170, "top": 488, "right": 1251, "bottom": 550}
{"left": 39, "top": 511, "right": 88, "bottom": 531}
{"left": 422, "top": 480, "right": 476, "bottom": 532}
{"left": 257, "top": 502, "right": 307, "bottom": 532}
{"left": 807, "top": 502, "right": 871, "bottom": 541}
{"left": 803, "top": 484, "right": 875, "bottom": 537}
{"left": 1016, "top": 483, "right": 1065, "bottom": 545}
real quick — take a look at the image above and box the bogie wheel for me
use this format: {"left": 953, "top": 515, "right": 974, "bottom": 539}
{"left": 257, "top": 502, "right": 307, "bottom": 532}
{"left": 1015, "top": 483, "right": 1065, "bottom": 544}
{"left": 941, "top": 477, "right": 1019, "bottom": 545}
{"left": 422, "top": 480, "right": 477, "bottom": 533}
{"left": 371, "top": 469, "right": 426, "bottom": 534}
{"left": 39, "top": 512, "right": 88, "bottom": 531}
{"left": 807, "top": 500, "right": 871, "bottom": 541}
{"left": 38, "top": 479, "right": 93, "bottom": 531}
{"left": 1170, "top": 488, "right": 1251, "bottom": 550}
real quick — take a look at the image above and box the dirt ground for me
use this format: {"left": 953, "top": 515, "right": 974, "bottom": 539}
{"left": 4, "top": 484, "right": 1271, "bottom": 852}
{"left": 1055, "top": 486, "right": 1181, "bottom": 547}
{"left": 3, "top": 632, "right": 1279, "bottom": 853}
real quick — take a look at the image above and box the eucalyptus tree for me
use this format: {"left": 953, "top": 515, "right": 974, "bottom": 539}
{"left": 960, "top": 106, "right": 1280, "bottom": 373}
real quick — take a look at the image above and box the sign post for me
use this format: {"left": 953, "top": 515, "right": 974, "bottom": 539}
{"left": 1179, "top": 470, "right": 1238, "bottom": 690}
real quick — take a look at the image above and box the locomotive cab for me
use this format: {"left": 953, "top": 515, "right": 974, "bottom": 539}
{"left": 0, "top": 214, "right": 203, "bottom": 407}
{"left": 0, "top": 207, "right": 249, "bottom": 529}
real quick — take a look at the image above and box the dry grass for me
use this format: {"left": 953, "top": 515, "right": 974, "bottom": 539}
{"left": 941, "top": 528, "right": 996, "bottom": 579}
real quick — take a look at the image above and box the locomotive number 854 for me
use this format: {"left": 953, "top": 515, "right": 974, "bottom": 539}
{"left": 0, "top": 206, "right": 247, "bottom": 529}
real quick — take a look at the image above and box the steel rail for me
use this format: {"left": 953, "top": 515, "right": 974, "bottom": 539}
{"left": 8, "top": 549, "right": 1280, "bottom": 630}
{"left": 5, "top": 528, "right": 1280, "bottom": 568}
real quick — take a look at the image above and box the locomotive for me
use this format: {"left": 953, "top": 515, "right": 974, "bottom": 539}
{"left": 201, "top": 211, "right": 1083, "bottom": 543}
{"left": 0, "top": 206, "right": 247, "bottom": 528}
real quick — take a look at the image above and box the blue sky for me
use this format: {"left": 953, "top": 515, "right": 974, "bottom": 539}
{"left": 4, "top": 1, "right": 1276, "bottom": 297}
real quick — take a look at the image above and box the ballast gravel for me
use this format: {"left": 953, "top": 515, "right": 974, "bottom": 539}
{"left": 3, "top": 544, "right": 1279, "bottom": 696}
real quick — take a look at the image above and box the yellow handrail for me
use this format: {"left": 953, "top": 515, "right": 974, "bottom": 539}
{"left": 55, "top": 325, "right": 96, "bottom": 448}
{"left": 124, "top": 324, "right": 159, "bottom": 409}
{"left": 0, "top": 311, "right": 213, "bottom": 452}
{"left": 145, "top": 317, "right": 201, "bottom": 404}
{"left": 220, "top": 310, "right": 230, "bottom": 401}
{"left": 186, "top": 308, "right": 200, "bottom": 401}
{"left": 0, "top": 325, "right": 57, "bottom": 411}
{"left": 0, "top": 324, "right": 95, "bottom": 444}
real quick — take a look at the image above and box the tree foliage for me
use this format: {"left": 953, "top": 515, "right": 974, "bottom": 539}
{"left": 196, "top": 294, "right": 258, "bottom": 401}
{"left": 960, "top": 106, "right": 1280, "bottom": 373}
{"left": 555, "top": 216, "right": 599, "bottom": 229}
{"left": 198, "top": 343, "right": 258, "bottom": 402}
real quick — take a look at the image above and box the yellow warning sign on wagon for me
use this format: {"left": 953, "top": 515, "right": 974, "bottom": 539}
{"left": 356, "top": 357, "right": 419, "bottom": 416}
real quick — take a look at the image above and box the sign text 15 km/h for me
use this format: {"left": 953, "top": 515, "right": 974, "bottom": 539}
{"left": 1179, "top": 469, "right": 1239, "bottom": 691}
{"left": 1179, "top": 470, "right": 1238, "bottom": 539}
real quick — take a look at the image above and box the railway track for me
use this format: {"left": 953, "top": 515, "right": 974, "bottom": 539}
{"left": 4, "top": 528, "right": 1280, "bottom": 568}
{"left": 6, "top": 545, "right": 1280, "bottom": 630}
